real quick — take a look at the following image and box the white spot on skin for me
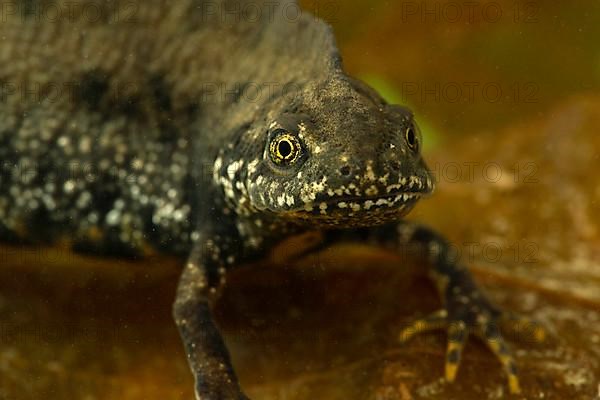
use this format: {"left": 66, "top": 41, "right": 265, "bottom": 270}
{"left": 63, "top": 180, "right": 76, "bottom": 194}
{"left": 375, "top": 198, "right": 389, "bottom": 207}
{"left": 365, "top": 162, "right": 376, "bottom": 181}
{"left": 285, "top": 195, "right": 295, "bottom": 207}
{"left": 57, "top": 136, "right": 70, "bottom": 147}
{"left": 106, "top": 209, "right": 120, "bottom": 226}
{"left": 247, "top": 159, "right": 259, "bottom": 176}
{"left": 277, "top": 195, "right": 286, "bottom": 207}
{"left": 409, "top": 176, "right": 421, "bottom": 189}
{"left": 213, "top": 157, "right": 223, "bottom": 182}
{"left": 297, "top": 123, "right": 307, "bottom": 138}
{"left": 132, "top": 158, "right": 143, "bottom": 170}
{"left": 299, "top": 177, "right": 328, "bottom": 205}
{"left": 378, "top": 173, "right": 390, "bottom": 185}
{"left": 227, "top": 160, "right": 244, "bottom": 181}
{"left": 365, "top": 185, "right": 378, "bottom": 196}
{"left": 386, "top": 184, "right": 403, "bottom": 193}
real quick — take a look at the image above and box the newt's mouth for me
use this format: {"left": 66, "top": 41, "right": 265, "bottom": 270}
{"left": 279, "top": 171, "right": 434, "bottom": 227}
{"left": 322, "top": 190, "right": 422, "bottom": 212}
{"left": 286, "top": 190, "right": 423, "bottom": 228}
{"left": 292, "top": 189, "right": 425, "bottom": 218}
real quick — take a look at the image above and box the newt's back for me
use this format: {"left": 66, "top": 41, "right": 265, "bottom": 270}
{"left": 0, "top": 0, "right": 246, "bottom": 255}
{"left": 0, "top": 0, "right": 340, "bottom": 256}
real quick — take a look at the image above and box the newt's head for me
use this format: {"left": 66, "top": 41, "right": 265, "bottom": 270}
{"left": 216, "top": 76, "right": 434, "bottom": 228}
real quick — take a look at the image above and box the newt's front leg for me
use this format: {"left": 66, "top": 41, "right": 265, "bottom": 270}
{"left": 305, "top": 223, "right": 545, "bottom": 394}
{"left": 377, "top": 222, "right": 545, "bottom": 394}
{"left": 173, "top": 238, "right": 250, "bottom": 400}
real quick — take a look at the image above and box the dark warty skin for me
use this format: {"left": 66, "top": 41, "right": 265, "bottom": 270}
{"left": 0, "top": 0, "right": 545, "bottom": 398}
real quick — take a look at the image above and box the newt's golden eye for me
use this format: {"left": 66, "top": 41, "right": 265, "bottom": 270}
{"left": 405, "top": 125, "right": 419, "bottom": 152}
{"left": 269, "top": 132, "right": 302, "bottom": 165}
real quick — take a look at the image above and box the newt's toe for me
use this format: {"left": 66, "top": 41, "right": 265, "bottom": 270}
{"left": 398, "top": 309, "right": 447, "bottom": 343}
{"left": 481, "top": 322, "right": 521, "bottom": 394}
{"left": 444, "top": 321, "right": 467, "bottom": 382}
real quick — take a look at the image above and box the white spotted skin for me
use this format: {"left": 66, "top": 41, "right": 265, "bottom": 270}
{"left": 0, "top": 0, "right": 434, "bottom": 271}
{"left": 0, "top": 87, "right": 198, "bottom": 256}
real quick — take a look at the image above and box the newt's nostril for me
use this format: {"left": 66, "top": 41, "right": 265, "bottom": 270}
{"left": 339, "top": 166, "right": 352, "bottom": 176}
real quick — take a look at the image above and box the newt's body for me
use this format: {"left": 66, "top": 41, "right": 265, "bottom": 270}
{"left": 0, "top": 1, "right": 544, "bottom": 398}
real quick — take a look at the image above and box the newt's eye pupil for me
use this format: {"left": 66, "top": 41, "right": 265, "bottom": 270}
{"left": 278, "top": 140, "right": 293, "bottom": 159}
{"left": 269, "top": 131, "right": 302, "bottom": 166}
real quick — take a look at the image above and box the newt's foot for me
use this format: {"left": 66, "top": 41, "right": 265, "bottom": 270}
{"left": 398, "top": 302, "right": 545, "bottom": 394}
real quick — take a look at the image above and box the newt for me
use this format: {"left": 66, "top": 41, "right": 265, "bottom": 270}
{"left": 0, "top": 0, "right": 544, "bottom": 398}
